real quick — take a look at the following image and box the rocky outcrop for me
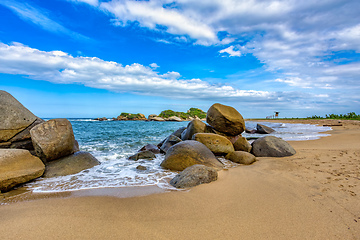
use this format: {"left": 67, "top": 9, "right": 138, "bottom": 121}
{"left": 128, "top": 150, "right": 156, "bottom": 161}
{"left": 192, "top": 133, "right": 234, "bottom": 156}
{"left": 30, "top": 118, "right": 77, "bottom": 162}
{"left": 206, "top": 103, "right": 245, "bottom": 136}
{"left": 161, "top": 140, "right": 223, "bottom": 171}
{"left": 160, "top": 135, "right": 182, "bottom": 153}
{"left": 139, "top": 144, "right": 160, "bottom": 154}
{"left": 166, "top": 116, "right": 183, "bottom": 122}
{"left": 0, "top": 149, "right": 45, "bottom": 192}
{"left": 94, "top": 117, "right": 108, "bottom": 121}
{"left": 256, "top": 124, "right": 275, "bottom": 134}
{"left": 148, "top": 115, "right": 165, "bottom": 121}
{"left": 181, "top": 119, "right": 213, "bottom": 140}
{"left": 233, "top": 136, "right": 252, "bottom": 152}
{"left": 251, "top": 136, "right": 296, "bottom": 157}
{"left": 225, "top": 151, "right": 256, "bottom": 165}
{"left": 170, "top": 164, "right": 218, "bottom": 188}
{"left": 0, "top": 91, "right": 38, "bottom": 142}
{"left": 43, "top": 151, "right": 100, "bottom": 178}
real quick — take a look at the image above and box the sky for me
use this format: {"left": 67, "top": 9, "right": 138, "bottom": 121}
{"left": 0, "top": 0, "right": 359, "bottom": 118}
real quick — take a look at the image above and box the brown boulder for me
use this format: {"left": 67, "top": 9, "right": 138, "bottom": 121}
{"left": 192, "top": 133, "right": 234, "bottom": 155}
{"left": 170, "top": 164, "right": 218, "bottom": 188}
{"left": 128, "top": 150, "right": 156, "bottom": 161}
{"left": 139, "top": 144, "right": 160, "bottom": 154}
{"left": 233, "top": 136, "right": 252, "bottom": 152}
{"left": 0, "top": 91, "right": 38, "bottom": 142}
{"left": 181, "top": 119, "right": 213, "bottom": 140}
{"left": 225, "top": 151, "right": 256, "bottom": 165}
{"left": 161, "top": 140, "right": 223, "bottom": 171}
{"left": 206, "top": 103, "right": 245, "bottom": 136}
{"left": 0, "top": 149, "right": 45, "bottom": 192}
{"left": 43, "top": 151, "right": 100, "bottom": 178}
{"left": 30, "top": 118, "right": 76, "bottom": 162}
{"left": 251, "top": 136, "right": 296, "bottom": 157}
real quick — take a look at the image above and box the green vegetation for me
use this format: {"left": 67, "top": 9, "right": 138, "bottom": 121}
{"left": 308, "top": 112, "right": 360, "bottom": 120}
{"left": 158, "top": 108, "right": 206, "bottom": 120}
{"left": 120, "top": 112, "right": 144, "bottom": 119}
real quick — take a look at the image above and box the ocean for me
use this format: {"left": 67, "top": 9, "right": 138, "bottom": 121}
{"left": 25, "top": 120, "right": 332, "bottom": 193}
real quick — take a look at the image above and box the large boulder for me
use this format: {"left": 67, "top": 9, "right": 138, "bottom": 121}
{"left": 225, "top": 151, "right": 256, "bottom": 165}
{"left": 0, "top": 91, "right": 38, "bottom": 142}
{"left": 206, "top": 103, "right": 245, "bottom": 136}
{"left": 0, "top": 149, "right": 45, "bottom": 192}
{"left": 233, "top": 136, "right": 252, "bottom": 152}
{"left": 128, "top": 150, "right": 156, "bottom": 161}
{"left": 172, "top": 127, "right": 187, "bottom": 138}
{"left": 256, "top": 124, "right": 275, "bottom": 134}
{"left": 160, "top": 135, "right": 182, "bottom": 153}
{"left": 181, "top": 119, "right": 213, "bottom": 140}
{"left": 170, "top": 164, "right": 218, "bottom": 188}
{"left": 251, "top": 136, "right": 296, "bottom": 157}
{"left": 161, "top": 140, "right": 223, "bottom": 171}
{"left": 192, "top": 133, "right": 234, "bottom": 156}
{"left": 30, "top": 118, "right": 76, "bottom": 162}
{"left": 43, "top": 151, "right": 100, "bottom": 178}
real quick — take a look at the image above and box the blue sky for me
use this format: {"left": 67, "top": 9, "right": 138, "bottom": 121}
{"left": 0, "top": 0, "right": 359, "bottom": 118}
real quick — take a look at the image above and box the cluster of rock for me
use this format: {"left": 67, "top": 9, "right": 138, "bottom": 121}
{"left": 94, "top": 113, "right": 205, "bottom": 122}
{"left": 129, "top": 103, "right": 296, "bottom": 188}
{"left": 0, "top": 91, "right": 99, "bottom": 192}
{"left": 246, "top": 123, "right": 276, "bottom": 134}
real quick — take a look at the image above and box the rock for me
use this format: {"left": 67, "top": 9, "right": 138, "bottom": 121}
{"left": 161, "top": 140, "right": 223, "bottom": 171}
{"left": 10, "top": 139, "right": 34, "bottom": 150}
{"left": 251, "top": 136, "right": 296, "bottom": 157}
{"left": 206, "top": 103, "right": 245, "bottom": 136}
{"left": 192, "top": 133, "right": 234, "bottom": 156}
{"left": 43, "top": 151, "right": 100, "bottom": 178}
{"left": 0, "top": 91, "right": 38, "bottom": 142}
{"left": 233, "top": 136, "right": 252, "bottom": 152}
{"left": 94, "top": 117, "right": 108, "bottom": 121}
{"left": 30, "top": 118, "right": 76, "bottom": 162}
{"left": 225, "top": 151, "right": 256, "bottom": 165}
{"left": 136, "top": 165, "right": 147, "bottom": 171}
{"left": 152, "top": 117, "right": 165, "bottom": 121}
{"left": 256, "top": 124, "right": 275, "bottom": 134}
{"left": 160, "top": 135, "right": 182, "bottom": 153}
{"left": 170, "top": 164, "right": 218, "bottom": 188}
{"left": 139, "top": 144, "right": 160, "bottom": 154}
{"left": 9, "top": 118, "right": 45, "bottom": 143}
{"left": 0, "top": 142, "right": 11, "bottom": 148}
{"left": 181, "top": 119, "right": 213, "bottom": 140}
{"left": 74, "top": 140, "right": 80, "bottom": 152}
{"left": 128, "top": 150, "right": 156, "bottom": 161}
{"left": 245, "top": 127, "right": 257, "bottom": 134}
{"left": 166, "top": 116, "right": 183, "bottom": 122}
{"left": 0, "top": 149, "right": 45, "bottom": 192}
{"left": 172, "top": 127, "right": 187, "bottom": 138}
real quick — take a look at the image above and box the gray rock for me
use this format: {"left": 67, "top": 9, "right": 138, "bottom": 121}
{"left": 128, "top": 150, "right": 156, "bottom": 161}
{"left": 160, "top": 135, "right": 182, "bottom": 153}
{"left": 256, "top": 124, "right": 275, "bottom": 134}
{"left": 172, "top": 127, "right": 187, "bottom": 138}
{"left": 161, "top": 140, "right": 223, "bottom": 171}
{"left": 166, "top": 116, "right": 183, "bottom": 122}
{"left": 30, "top": 118, "right": 76, "bottom": 162}
{"left": 0, "top": 91, "right": 38, "bottom": 142}
{"left": 43, "top": 151, "right": 100, "bottom": 178}
{"left": 10, "top": 139, "right": 34, "bottom": 150}
{"left": 192, "top": 133, "right": 234, "bottom": 156}
{"left": 251, "top": 136, "right": 296, "bottom": 157}
{"left": 206, "top": 103, "right": 245, "bottom": 136}
{"left": 170, "top": 164, "right": 218, "bottom": 188}
{"left": 225, "top": 151, "right": 256, "bottom": 165}
{"left": 0, "top": 149, "right": 45, "bottom": 192}
{"left": 139, "top": 144, "right": 160, "bottom": 154}
{"left": 181, "top": 119, "right": 213, "bottom": 140}
{"left": 233, "top": 136, "right": 252, "bottom": 152}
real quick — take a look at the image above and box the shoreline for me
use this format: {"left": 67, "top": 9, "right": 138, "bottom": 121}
{"left": 1, "top": 119, "right": 359, "bottom": 239}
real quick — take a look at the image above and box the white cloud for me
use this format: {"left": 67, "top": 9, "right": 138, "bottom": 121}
{"left": 0, "top": 42, "right": 272, "bottom": 100}
{"left": 219, "top": 45, "right": 241, "bottom": 57}
{"left": 70, "top": 0, "right": 99, "bottom": 7}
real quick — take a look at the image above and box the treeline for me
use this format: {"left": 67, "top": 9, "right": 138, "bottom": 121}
{"left": 159, "top": 108, "right": 206, "bottom": 120}
{"left": 308, "top": 112, "right": 360, "bottom": 120}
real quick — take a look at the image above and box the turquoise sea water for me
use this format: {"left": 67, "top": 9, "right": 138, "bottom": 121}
{"left": 25, "top": 120, "right": 331, "bottom": 192}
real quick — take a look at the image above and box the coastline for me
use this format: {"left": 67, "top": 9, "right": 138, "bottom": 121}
{"left": 1, "top": 119, "right": 359, "bottom": 239}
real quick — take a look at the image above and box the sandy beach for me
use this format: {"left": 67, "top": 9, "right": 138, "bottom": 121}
{"left": 1, "top": 119, "right": 359, "bottom": 239}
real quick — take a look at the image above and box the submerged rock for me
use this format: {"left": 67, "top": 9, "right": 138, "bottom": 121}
{"left": 139, "top": 144, "right": 160, "bottom": 154}
{"left": 251, "top": 136, "right": 296, "bottom": 157}
{"left": 128, "top": 150, "right": 156, "bottom": 161}
{"left": 170, "top": 164, "right": 218, "bottom": 188}
{"left": 256, "top": 124, "right": 275, "bottom": 134}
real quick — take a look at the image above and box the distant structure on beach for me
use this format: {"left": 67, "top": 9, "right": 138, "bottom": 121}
{"left": 274, "top": 111, "right": 280, "bottom": 118}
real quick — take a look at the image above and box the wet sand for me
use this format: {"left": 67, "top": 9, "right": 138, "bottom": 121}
{"left": 1, "top": 119, "right": 359, "bottom": 239}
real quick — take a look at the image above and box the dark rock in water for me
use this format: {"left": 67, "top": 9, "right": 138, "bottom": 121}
{"left": 225, "top": 151, "right": 256, "bottom": 165}
{"left": 245, "top": 127, "right": 257, "bottom": 134}
{"left": 139, "top": 144, "right": 160, "bottom": 154}
{"left": 233, "top": 136, "right": 252, "bottom": 152}
{"left": 43, "top": 151, "right": 100, "bottom": 178}
{"left": 161, "top": 140, "right": 223, "bottom": 171}
{"left": 136, "top": 165, "right": 147, "bottom": 171}
{"left": 0, "top": 91, "right": 38, "bottom": 142}
{"left": 206, "top": 103, "right": 245, "bottom": 136}
{"left": 160, "top": 135, "right": 182, "bottom": 153}
{"left": 128, "top": 150, "right": 156, "bottom": 161}
{"left": 172, "top": 127, "right": 187, "bottom": 138}
{"left": 256, "top": 124, "right": 275, "bottom": 134}
{"left": 181, "top": 119, "right": 213, "bottom": 140}
{"left": 94, "top": 117, "right": 108, "bottom": 121}
{"left": 170, "top": 164, "right": 218, "bottom": 188}
{"left": 30, "top": 118, "right": 77, "bottom": 163}
{"left": 192, "top": 133, "right": 234, "bottom": 156}
{"left": 0, "top": 149, "right": 45, "bottom": 192}
{"left": 251, "top": 136, "right": 296, "bottom": 157}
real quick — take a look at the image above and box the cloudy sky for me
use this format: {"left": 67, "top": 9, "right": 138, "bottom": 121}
{"left": 0, "top": 0, "right": 359, "bottom": 118}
